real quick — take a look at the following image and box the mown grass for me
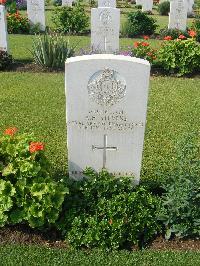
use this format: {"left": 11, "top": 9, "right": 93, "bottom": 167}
{"left": 0, "top": 73, "right": 199, "bottom": 182}
{"left": 0, "top": 245, "right": 200, "bottom": 266}
{"left": 9, "top": 34, "right": 162, "bottom": 62}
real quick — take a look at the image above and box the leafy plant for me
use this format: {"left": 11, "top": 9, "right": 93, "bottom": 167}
{"left": 158, "top": 132, "right": 200, "bottom": 239}
{"left": 157, "top": 38, "right": 200, "bottom": 75}
{"left": 193, "top": 18, "right": 200, "bottom": 42}
{"left": 0, "top": 128, "right": 68, "bottom": 228}
{"left": 122, "top": 11, "right": 157, "bottom": 37}
{"left": 132, "top": 37, "right": 157, "bottom": 64}
{"left": 0, "top": 50, "right": 13, "bottom": 70}
{"left": 52, "top": 6, "right": 89, "bottom": 34}
{"left": 58, "top": 168, "right": 160, "bottom": 250}
{"left": 32, "top": 33, "right": 75, "bottom": 70}
{"left": 158, "top": 1, "right": 170, "bottom": 16}
{"left": 7, "top": 11, "right": 30, "bottom": 34}
{"left": 159, "top": 27, "right": 189, "bottom": 40}
{"left": 52, "top": 0, "right": 62, "bottom": 6}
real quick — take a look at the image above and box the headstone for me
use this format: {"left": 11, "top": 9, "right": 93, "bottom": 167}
{"left": 91, "top": 7, "right": 120, "bottom": 53}
{"left": 27, "top": 0, "right": 45, "bottom": 31}
{"left": 62, "top": 0, "right": 73, "bottom": 6}
{"left": 65, "top": 54, "right": 150, "bottom": 183}
{"left": 187, "top": 0, "right": 194, "bottom": 15}
{"left": 98, "top": 0, "right": 116, "bottom": 7}
{"left": 0, "top": 5, "right": 8, "bottom": 52}
{"left": 142, "top": 0, "right": 153, "bottom": 12}
{"left": 168, "top": 0, "right": 188, "bottom": 31}
{"left": 136, "top": 0, "right": 143, "bottom": 5}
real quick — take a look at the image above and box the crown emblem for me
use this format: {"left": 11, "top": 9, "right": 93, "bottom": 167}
{"left": 88, "top": 68, "right": 126, "bottom": 108}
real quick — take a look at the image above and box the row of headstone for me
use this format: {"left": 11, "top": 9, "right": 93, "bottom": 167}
{"left": 0, "top": 5, "right": 8, "bottom": 52}
{"left": 91, "top": 0, "right": 120, "bottom": 53}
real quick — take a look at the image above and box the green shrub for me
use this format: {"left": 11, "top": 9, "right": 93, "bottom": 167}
{"left": 193, "top": 19, "right": 200, "bottom": 42}
{"left": 7, "top": 11, "right": 30, "bottom": 34}
{"left": 32, "top": 33, "right": 75, "bottom": 70}
{"left": 157, "top": 38, "right": 200, "bottom": 75}
{"left": 0, "top": 50, "right": 13, "bottom": 70}
{"left": 132, "top": 39, "right": 157, "bottom": 64}
{"left": 158, "top": 1, "right": 170, "bottom": 16}
{"left": 159, "top": 27, "right": 189, "bottom": 40}
{"left": 52, "top": 0, "right": 62, "bottom": 6}
{"left": 52, "top": 6, "right": 89, "bottom": 34}
{"left": 158, "top": 133, "right": 200, "bottom": 239}
{"left": 122, "top": 11, "right": 157, "bottom": 37}
{"left": 58, "top": 168, "right": 161, "bottom": 250}
{"left": 0, "top": 128, "right": 68, "bottom": 228}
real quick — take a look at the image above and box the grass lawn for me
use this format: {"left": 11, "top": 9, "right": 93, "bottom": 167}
{"left": 0, "top": 72, "right": 199, "bottom": 181}
{"left": 0, "top": 245, "right": 200, "bottom": 266}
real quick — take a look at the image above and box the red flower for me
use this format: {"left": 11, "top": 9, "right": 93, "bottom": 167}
{"left": 143, "top": 35, "right": 149, "bottom": 40}
{"left": 178, "top": 34, "right": 186, "bottom": 40}
{"left": 0, "top": 0, "right": 6, "bottom": 5}
{"left": 29, "top": 142, "right": 44, "bottom": 153}
{"left": 188, "top": 30, "right": 196, "bottom": 38}
{"left": 141, "top": 42, "right": 149, "bottom": 47}
{"left": 134, "top": 41, "right": 139, "bottom": 48}
{"left": 164, "top": 35, "right": 172, "bottom": 41}
{"left": 4, "top": 127, "right": 18, "bottom": 136}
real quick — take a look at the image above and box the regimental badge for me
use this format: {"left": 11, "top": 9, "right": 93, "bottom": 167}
{"left": 88, "top": 68, "right": 126, "bottom": 108}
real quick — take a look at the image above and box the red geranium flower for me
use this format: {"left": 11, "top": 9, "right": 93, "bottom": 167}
{"left": 143, "top": 35, "right": 149, "bottom": 40}
{"left": 29, "top": 142, "right": 44, "bottom": 153}
{"left": 0, "top": 0, "right": 6, "bottom": 5}
{"left": 141, "top": 42, "right": 149, "bottom": 47}
{"left": 178, "top": 34, "right": 186, "bottom": 40}
{"left": 188, "top": 30, "right": 196, "bottom": 38}
{"left": 164, "top": 35, "right": 172, "bottom": 41}
{"left": 4, "top": 127, "right": 18, "bottom": 136}
{"left": 134, "top": 41, "right": 139, "bottom": 48}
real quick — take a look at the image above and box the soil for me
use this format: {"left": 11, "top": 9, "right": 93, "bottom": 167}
{"left": 0, "top": 225, "right": 200, "bottom": 251}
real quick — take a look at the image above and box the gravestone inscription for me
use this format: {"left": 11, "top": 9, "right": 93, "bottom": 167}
{"left": 168, "top": 0, "right": 188, "bottom": 31}
{"left": 27, "top": 0, "right": 45, "bottom": 31}
{"left": 91, "top": 7, "right": 120, "bottom": 53}
{"left": 65, "top": 54, "right": 150, "bottom": 183}
{"left": 0, "top": 5, "right": 8, "bottom": 51}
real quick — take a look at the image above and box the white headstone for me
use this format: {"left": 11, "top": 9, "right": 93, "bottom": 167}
{"left": 168, "top": 0, "right": 188, "bottom": 31}
{"left": 62, "top": 0, "right": 73, "bottom": 7}
{"left": 98, "top": 0, "right": 116, "bottom": 7}
{"left": 142, "top": 0, "right": 153, "bottom": 12}
{"left": 136, "top": 0, "right": 143, "bottom": 5}
{"left": 65, "top": 54, "right": 150, "bottom": 183}
{"left": 27, "top": 0, "right": 45, "bottom": 31}
{"left": 91, "top": 8, "right": 120, "bottom": 53}
{"left": 0, "top": 5, "right": 8, "bottom": 52}
{"left": 187, "top": 0, "right": 194, "bottom": 15}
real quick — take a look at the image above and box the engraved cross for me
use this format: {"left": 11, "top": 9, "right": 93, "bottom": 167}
{"left": 92, "top": 134, "right": 118, "bottom": 169}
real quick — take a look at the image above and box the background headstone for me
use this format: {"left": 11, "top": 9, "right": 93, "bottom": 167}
{"left": 91, "top": 7, "right": 120, "bottom": 53}
{"left": 187, "top": 0, "right": 194, "bottom": 16}
{"left": 65, "top": 54, "right": 150, "bottom": 183}
{"left": 168, "top": 0, "right": 188, "bottom": 31}
{"left": 27, "top": 0, "right": 45, "bottom": 31}
{"left": 0, "top": 5, "right": 8, "bottom": 52}
{"left": 98, "top": 0, "right": 116, "bottom": 7}
{"left": 142, "top": 0, "right": 153, "bottom": 12}
{"left": 62, "top": 0, "right": 73, "bottom": 6}
{"left": 136, "top": 0, "right": 143, "bottom": 5}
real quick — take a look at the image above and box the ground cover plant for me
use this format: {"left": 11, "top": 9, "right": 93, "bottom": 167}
{"left": 0, "top": 128, "right": 67, "bottom": 228}
{"left": 58, "top": 168, "right": 160, "bottom": 250}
